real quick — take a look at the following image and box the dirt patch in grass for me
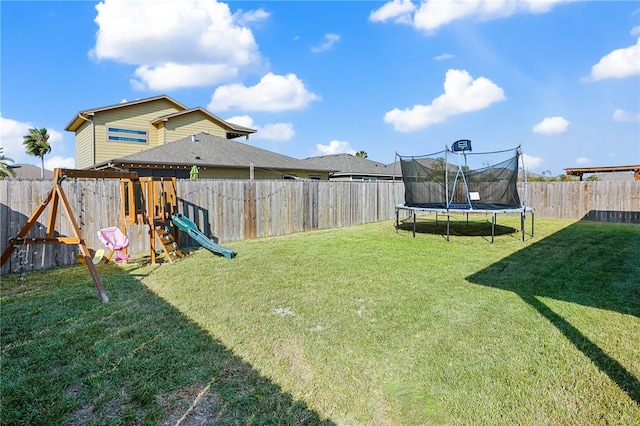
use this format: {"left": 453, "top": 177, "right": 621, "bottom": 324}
{"left": 160, "top": 383, "right": 223, "bottom": 426}
{"left": 67, "top": 403, "right": 94, "bottom": 426}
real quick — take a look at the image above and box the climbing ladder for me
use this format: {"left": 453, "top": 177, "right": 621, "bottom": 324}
{"left": 153, "top": 227, "right": 184, "bottom": 263}
{"left": 121, "top": 176, "right": 185, "bottom": 264}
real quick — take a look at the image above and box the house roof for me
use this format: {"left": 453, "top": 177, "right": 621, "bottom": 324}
{"left": 64, "top": 95, "right": 255, "bottom": 138}
{"left": 96, "top": 132, "right": 333, "bottom": 173}
{"left": 301, "top": 154, "right": 400, "bottom": 177}
{"left": 65, "top": 94, "right": 188, "bottom": 131}
{"left": 592, "top": 172, "right": 637, "bottom": 181}
{"left": 150, "top": 107, "right": 256, "bottom": 138}
{"left": 6, "top": 164, "right": 54, "bottom": 180}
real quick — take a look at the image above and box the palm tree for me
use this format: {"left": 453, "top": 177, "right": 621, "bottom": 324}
{"left": 356, "top": 150, "right": 368, "bottom": 159}
{"left": 22, "top": 127, "right": 51, "bottom": 178}
{"left": 0, "top": 147, "right": 16, "bottom": 178}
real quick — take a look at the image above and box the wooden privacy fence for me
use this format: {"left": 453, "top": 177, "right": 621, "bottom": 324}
{"left": 523, "top": 181, "right": 640, "bottom": 223}
{"left": 1, "top": 179, "right": 638, "bottom": 274}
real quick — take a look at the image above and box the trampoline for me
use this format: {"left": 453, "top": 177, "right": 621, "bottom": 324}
{"left": 395, "top": 141, "right": 534, "bottom": 242}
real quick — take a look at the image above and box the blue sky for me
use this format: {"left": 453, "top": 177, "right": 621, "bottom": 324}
{"left": 1, "top": 0, "right": 639, "bottom": 176}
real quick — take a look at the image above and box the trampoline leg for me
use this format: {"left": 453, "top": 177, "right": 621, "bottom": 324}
{"left": 413, "top": 211, "right": 416, "bottom": 238}
{"left": 446, "top": 215, "right": 450, "bottom": 241}
{"left": 395, "top": 208, "right": 399, "bottom": 234}
{"left": 532, "top": 211, "right": 535, "bottom": 238}
{"left": 491, "top": 213, "right": 496, "bottom": 243}
{"left": 521, "top": 212, "right": 525, "bottom": 242}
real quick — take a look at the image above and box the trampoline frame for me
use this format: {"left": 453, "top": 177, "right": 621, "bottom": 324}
{"left": 395, "top": 204, "right": 535, "bottom": 243}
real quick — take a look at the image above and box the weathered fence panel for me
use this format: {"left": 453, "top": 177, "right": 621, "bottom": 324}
{"left": 523, "top": 181, "right": 640, "bottom": 223}
{"left": 1, "top": 179, "right": 638, "bottom": 274}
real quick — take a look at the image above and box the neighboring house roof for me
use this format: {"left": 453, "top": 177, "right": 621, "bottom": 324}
{"left": 301, "top": 154, "right": 400, "bottom": 178}
{"left": 6, "top": 164, "right": 54, "bottom": 180}
{"left": 95, "top": 132, "right": 333, "bottom": 173}
{"left": 593, "top": 172, "right": 636, "bottom": 181}
{"left": 150, "top": 107, "right": 256, "bottom": 139}
{"left": 386, "top": 160, "right": 404, "bottom": 175}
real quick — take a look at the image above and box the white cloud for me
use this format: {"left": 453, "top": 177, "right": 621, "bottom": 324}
{"left": 91, "top": 0, "right": 263, "bottom": 90}
{"left": 311, "top": 33, "right": 341, "bottom": 53}
{"left": 315, "top": 140, "right": 356, "bottom": 156}
{"left": 225, "top": 114, "right": 255, "bottom": 129}
{"left": 369, "top": 0, "right": 416, "bottom": 25}
{"left": 254, "top": 123, "right": 295, "bottom": 141}
{"left": 131, "top": 63, "right": 239, "bottom": 91}
{"left": 613, "top": 109, "right": 640, "bottom": 122}
{"left": 45, "top": 155, "right": 76, "bottom": 170}
{"left": 521, "top": 153, "right": 543, "bottom": 170}
{"left": 0, "top": 116, "right": 71, "bottom": 168}
{"left": 383, "top": 69, "right": 505, "bottom": 132}
{"left": 234, "top": 8, "right": 269, "bottom": 25}
{"left": 434, "top": 53, "right": 454, "bottom": 60}
{"left": 576, "top": 157, "right": 590, "bottom": 165}
{"left": 371, "top": 0, "right": 572, "bottom": 33}
{"left": 208, "top": 72, "right": 321, "bottom": 112}
{"left": 0, "top": 115, "right": 31, "bottom": 161}
{"left": 225, "top": 115, "right": 295, "bottom": 141}
{"left": 631, "top": 26, "right": 640, "bottom": 36}
{"left": 532, "top": 116, "right": 570, "bottom": 135}
{"left": 585, "top": 38, "right": 640, "bottom": 82}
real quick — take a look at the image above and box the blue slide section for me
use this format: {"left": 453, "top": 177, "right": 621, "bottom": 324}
{"left": 171, "top": 214, "right": 236, "bottom": 259}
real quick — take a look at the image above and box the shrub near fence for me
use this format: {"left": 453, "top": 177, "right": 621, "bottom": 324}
{"left": 1, "top": 179, "right": 638, "bottom": 274}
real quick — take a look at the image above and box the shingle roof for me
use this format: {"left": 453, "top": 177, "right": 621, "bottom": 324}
{"left": 301, "top": 154, "right": 400, "bottom": 177}
{"left": 105, "top": 132, "right": 333, "bottom": 172}
{"left": 6, "top": 164, "right": 54, "bottom": 180}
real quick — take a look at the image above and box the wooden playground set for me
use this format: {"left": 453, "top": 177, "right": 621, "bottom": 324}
{"left": 1, "top": 168, "right": 187, "bottom": 303}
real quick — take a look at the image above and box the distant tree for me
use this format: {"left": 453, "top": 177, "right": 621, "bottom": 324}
{"left": 22, "top": 127, "right": 51, "bottom": 178}
{"left": 355, "top": 151, "right": 368, "bottom": 159}
{"left": 431, "top": 157, "right": 446, "bottom": 171}
{"left": 585, "top": 174, "right": 600, "bottom": 182}
{"left": 0, "top": 147, "right": 16, "bottom": 178}
{"left": 425, "top": 157, "right": 447, "bottom": 182}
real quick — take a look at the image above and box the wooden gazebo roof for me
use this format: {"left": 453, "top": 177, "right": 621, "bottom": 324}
{"left": 564, "top": 165, "right": 640, "bottom": 181}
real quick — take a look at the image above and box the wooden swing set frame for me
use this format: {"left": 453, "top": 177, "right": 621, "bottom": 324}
{"left": 1, "top": 168, "right": 182, "bottom": 303}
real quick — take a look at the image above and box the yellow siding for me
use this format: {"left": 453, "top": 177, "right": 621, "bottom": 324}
{"left": 198, "top": 167, "right": 329, "bottom": 180}
{"left": 75, "top": 122, "right": 93, "bottom": 169}
{"left": 164, "top": 112, "right": 227, "bottom": 142}
{"left": 93, "top": 99, "right": 182, "bottom": 165}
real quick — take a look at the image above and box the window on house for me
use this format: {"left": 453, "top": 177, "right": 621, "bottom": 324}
{"left": 107, "top": 127, "right": 148, "bottom": 144}
{"left": 282, "top": 174, "right": 297, "bottom": 180}
{"left": 309, "top": 175, "right": 321, "bottom": 180}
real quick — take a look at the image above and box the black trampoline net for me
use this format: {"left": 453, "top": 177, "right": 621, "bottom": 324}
{"left": 398, "top": 147, "right": 522, "bottom": 209}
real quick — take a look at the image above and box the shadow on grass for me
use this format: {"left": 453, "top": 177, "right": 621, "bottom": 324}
{"left": 466, "top": 220, "right": 640, "bottom": 404}
{"left": 397, "top": 214, "right": 518, "bottom": 239}
{"left": 0, "top": 264, "right": 335, "bottom": 425}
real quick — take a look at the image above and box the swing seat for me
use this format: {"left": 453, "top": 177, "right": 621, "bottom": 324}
{"left": 98, "top": 227, "right": 130, "bottom": 262}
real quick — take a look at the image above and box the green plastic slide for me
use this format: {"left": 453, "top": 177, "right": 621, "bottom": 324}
{"left": 171, "top": 214, "right": 236, "bottom": 259}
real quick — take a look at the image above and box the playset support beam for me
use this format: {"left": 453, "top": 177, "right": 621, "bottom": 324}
{"left": 2, "top": 168, "right": 183, "bottom": 303}
{"left": 0, "top": 168, "right": 115, "bottom": 303}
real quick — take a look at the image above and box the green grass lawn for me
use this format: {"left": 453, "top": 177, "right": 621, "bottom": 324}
{"left": 2, "top": 216, "right": 639, "bottom": 425}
